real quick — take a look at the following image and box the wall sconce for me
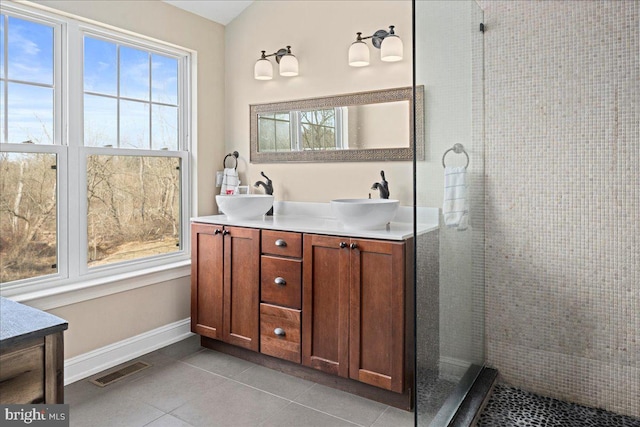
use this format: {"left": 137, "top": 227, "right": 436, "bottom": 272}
{"left": 348, "top": 25, "right": 403, "bottom": 67}
{"left": 254, "top": 46, "right": 299, "bottom": 80}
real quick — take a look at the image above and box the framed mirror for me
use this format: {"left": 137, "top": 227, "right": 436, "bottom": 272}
{"left": 250, "top": 86, "right": 424, "bottom": 163}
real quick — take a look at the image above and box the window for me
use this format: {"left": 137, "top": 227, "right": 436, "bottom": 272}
{"left": 0, "top": 4, "right": 191, "bottom": 290}
{"left": 257, "top": 108, "right": 346, "bottom": 152}
{"left": 82, "top": 34, "right": 185, "bottom": 269}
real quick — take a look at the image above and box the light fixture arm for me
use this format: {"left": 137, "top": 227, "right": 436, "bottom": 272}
{"left": 353, "top": 26, "right": 397, "bottom": 49}
{"left": 259, "top": 46, "right": 293, "bottom": 64}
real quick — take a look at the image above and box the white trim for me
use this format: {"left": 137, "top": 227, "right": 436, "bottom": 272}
{"left": 64, "top": 317, "right": 194, "bottom": 385}
{"left": 2, "top": 260, "right": 190, "bottom": 310}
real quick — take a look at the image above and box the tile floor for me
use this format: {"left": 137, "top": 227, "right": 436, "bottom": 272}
{"left": 65, "top": 336, "right": 415, "bottom": 427}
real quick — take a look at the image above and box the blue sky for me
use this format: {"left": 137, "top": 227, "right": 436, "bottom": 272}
{"left": 1, "top": 14, "right": 179, "bottom": 149}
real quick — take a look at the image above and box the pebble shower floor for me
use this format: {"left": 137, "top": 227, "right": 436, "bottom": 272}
{"left": 477, "top": 384, "right": 640, "bottom": 427}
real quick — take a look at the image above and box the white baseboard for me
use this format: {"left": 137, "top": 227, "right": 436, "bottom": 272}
{"left": 439, "top": 356, "right": 472, "bottom": 382}
{"left": 64, "top": 318, "right": 193, "bottom": 385}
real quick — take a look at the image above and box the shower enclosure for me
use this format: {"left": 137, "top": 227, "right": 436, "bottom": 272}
{"left": 414, "top": 1, "right": 486, "bottom": 425}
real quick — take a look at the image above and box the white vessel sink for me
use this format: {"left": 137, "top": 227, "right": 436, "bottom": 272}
{"left": 330, "top": 198, "right": 400, "bottom": 230}
{"left": 216, "top": 194, "right": 274, "bottom": 220}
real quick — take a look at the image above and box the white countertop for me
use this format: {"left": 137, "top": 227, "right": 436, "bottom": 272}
{"left": 192, "top": 202, "right": 439, "bottom": 241}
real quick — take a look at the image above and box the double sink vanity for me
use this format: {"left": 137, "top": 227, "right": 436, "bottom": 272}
{"left": 190, "top": 198, "right": 438, "bottom": 409}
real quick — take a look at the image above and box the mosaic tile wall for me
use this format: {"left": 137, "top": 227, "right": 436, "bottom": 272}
{"left": 481, "top": 0, "right": 639, "bottom": 418}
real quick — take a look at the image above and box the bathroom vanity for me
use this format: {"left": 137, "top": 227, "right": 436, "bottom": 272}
{"left": 191, "top": 202, "right": 438, "bottom": 409}
{"left": 0, "top": 297, "right": 68, "bottom": 404}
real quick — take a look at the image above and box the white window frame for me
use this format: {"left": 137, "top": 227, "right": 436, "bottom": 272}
{"left": 0, "top": 2, "right": 194, "bottom": 307}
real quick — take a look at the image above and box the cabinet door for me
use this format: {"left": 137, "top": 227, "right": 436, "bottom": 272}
{"left": 223, "top": 226, "right": 260, "bottom": 351}
{"left": 349, "top": 239, "right": 405, "bottom": 392}
{"left": 191, "top": 223, "right": 224, "bottom": 339}
{"left": 302, "top": 234, "right": 350, "bottom": 377}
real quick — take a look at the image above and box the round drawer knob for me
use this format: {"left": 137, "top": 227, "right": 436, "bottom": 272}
{"left": 274, "top": 277, "right": 286, "bottom": 286}
{"left": 274, "top": 328, "right": 286, "bottom": 337}
{"left": 350, "top": 242, "right": 358, "bottom": 250}
{"left": 275, "top": 239, "right": 287, "bottom": 247}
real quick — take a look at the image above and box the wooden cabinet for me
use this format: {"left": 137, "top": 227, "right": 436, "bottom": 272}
{"left": 192, "top": 222, "right": 411, "bottom": 397}
{"left": 0, "top": 297, "right": 67, "bottom": 404}
{"left": 302, "top": 234, "right": 407, "bottom": 393}
{"left": 301, "top": 234, "right": 350, "bottom": 377}
{"left": 191, "top": 223, "right": 260, "bottom": 351}
{"left": 259, "top": 230, "right": 303, "bottom": 363}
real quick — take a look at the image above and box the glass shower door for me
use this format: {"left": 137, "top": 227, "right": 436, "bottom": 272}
{"left": 414, "top": 0, "right": 485, "bottom": 425}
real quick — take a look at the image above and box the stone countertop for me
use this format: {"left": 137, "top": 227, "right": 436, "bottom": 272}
{"left": 192, "top": 201, "right": 439, "bottom": 241}
{"left": 0, "top": 297, "right": 68, "bottom": 348}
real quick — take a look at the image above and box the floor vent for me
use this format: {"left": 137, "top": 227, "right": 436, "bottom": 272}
{"left": 90, "top": 361, "right": 151, "bottom": 387}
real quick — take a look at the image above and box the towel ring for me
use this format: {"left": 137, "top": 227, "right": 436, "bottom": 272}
{"left": 442, "top": 143, "right": 469, "bottom": 169}
{"left": 223, "top": 151, "right": 239, "bottom": 170}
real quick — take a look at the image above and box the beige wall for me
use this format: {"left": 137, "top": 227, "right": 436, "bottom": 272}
{"left": 224, "top": 1, "right": 413, "bottom": 205}
{"left": 482, "top": 0, "right": 639, "bottom": 418}
{"left": 26, "top": 0, "right": 225, "bottom": 358}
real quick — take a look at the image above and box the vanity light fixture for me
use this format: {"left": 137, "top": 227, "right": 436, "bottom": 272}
{"left": 348, "top": 25, "right": 403, "bottom": 67}
{"left": 254, "top": 46, "right": 299, "bottom": 80}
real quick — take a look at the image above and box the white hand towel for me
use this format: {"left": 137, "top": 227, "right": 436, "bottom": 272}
{"left": 443, "top": 166, "right": 469, "bottom": 230}
{"left": 220, "top": 167, "right": 240, "bottom": 195}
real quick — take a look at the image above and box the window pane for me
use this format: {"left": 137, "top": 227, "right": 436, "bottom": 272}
{"left": 152, "top": 104, "right": 177, "bottom": 150}
{"left": 7, "top": 16, "right": 53, "bottom": 85}
{"left": 84, "top": 94, "right": 117, "bottom": 147}
{"left": 0, "top": 152, "right": 57, "bottom": 283}
{"left": 7, "top": 82, "right": 54, "bottom": 144}
{"left": 87, "top": 155, "right": 180, "bottom": 267}
{"left": 258, "top": 118, "right": 275, "bottom": 152}
{"left": 152, "top": 54, "right": 177, "bottom": 105}
{"left": 84, "top": 37, "right": 117, "bottom": 96}
{"left": 1, "top": 15, "right": 5, "bottom": 79}
{"left": 0, "top": 83, "right": 4, "bottom": 144}
{"left": 120, "top": 46, "right": 149, "bottom": 101}
{"left": 120, "top": 99, "right": 149, "bottom": 149}
{"left": 275, "top": 120, "right": 290, "bottom": 151}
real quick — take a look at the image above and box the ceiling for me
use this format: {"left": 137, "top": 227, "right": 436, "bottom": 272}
{"left": 162, "top": 0, "right": 253, "bottom": 25}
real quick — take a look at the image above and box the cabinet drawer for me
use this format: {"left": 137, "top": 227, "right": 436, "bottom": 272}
{"left": 260, "top": 304, "right": 301, "bottom": 364}
{"left": 262, "top": 230, "right": 302, "bottom": 258}
{"left": 261, "top": 256, "right": 302, "bottom": 309}
{"left": 0, "top": 343, "right": 44, "bottom": 404}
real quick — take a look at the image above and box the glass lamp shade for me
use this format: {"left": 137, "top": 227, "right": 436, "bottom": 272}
{"left": 279, "top": 54, "right": 299, "bottom": 77}
{"left": 380, "top": 35, "right": 403, "bottom": 62}
{"left": 348, "top": 40, "right": 370, "bottom": 67}
{"left": 254, "top": 58, "right": 273, "bottom": 80}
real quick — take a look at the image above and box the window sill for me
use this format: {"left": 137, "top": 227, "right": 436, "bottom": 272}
{"left": 2, "top": 260, "right": 191, "bottom": 311}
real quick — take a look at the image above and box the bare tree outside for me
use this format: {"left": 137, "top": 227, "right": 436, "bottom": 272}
{"left": 0, "top": 153, "right": 57, "bottom": 283}
{"left": 300, "top": 109, "right": 336, "bottom": 150}
{"left": 87, "top": 155, "right": 180, "bottom": 267}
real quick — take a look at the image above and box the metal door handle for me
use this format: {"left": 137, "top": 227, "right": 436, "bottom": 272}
{"left": 274, "top": 328, "right": 286, "bottom": 337}
{"left": 339, "top": 242, "right": 347, "bottom": 248}
{"left": 223, "top": 229, "right": 230, "bottom": 236}
{"left": 214, "top": 229, "right": 221, "bottom": 235}
{"left": 350, "top": 242, "right": 358, "bottom": 250}
{"left": 275, "top": 239, "right": 287, "bottom": 247}
{"left": 274, "top": 277, "right": 286, "bottom": 286}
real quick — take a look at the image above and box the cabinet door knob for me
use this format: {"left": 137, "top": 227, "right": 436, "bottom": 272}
{"left": 275, "top": 239, "right": 287, "bottom": 247}
{"left": 339, "top": 242, "right": 347, "bottom": 248}
{"left": 274, "top": 328, "right": 286, "bottom": 337}
{"left": 274, "top": 277, "right": 286, "bottom": 286}
{"left": 214, "top": 229, "right": 221, "bottom": 235}
{"left": 350, "top": 242, "right": 358, "bottom": 250}
{"left": 223, "top": 229, "right": 230, "bottom": 236}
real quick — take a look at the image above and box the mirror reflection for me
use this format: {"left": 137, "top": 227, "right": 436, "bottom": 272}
{"left": 250, "top": 86, "right": 423, "bottom": 163}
